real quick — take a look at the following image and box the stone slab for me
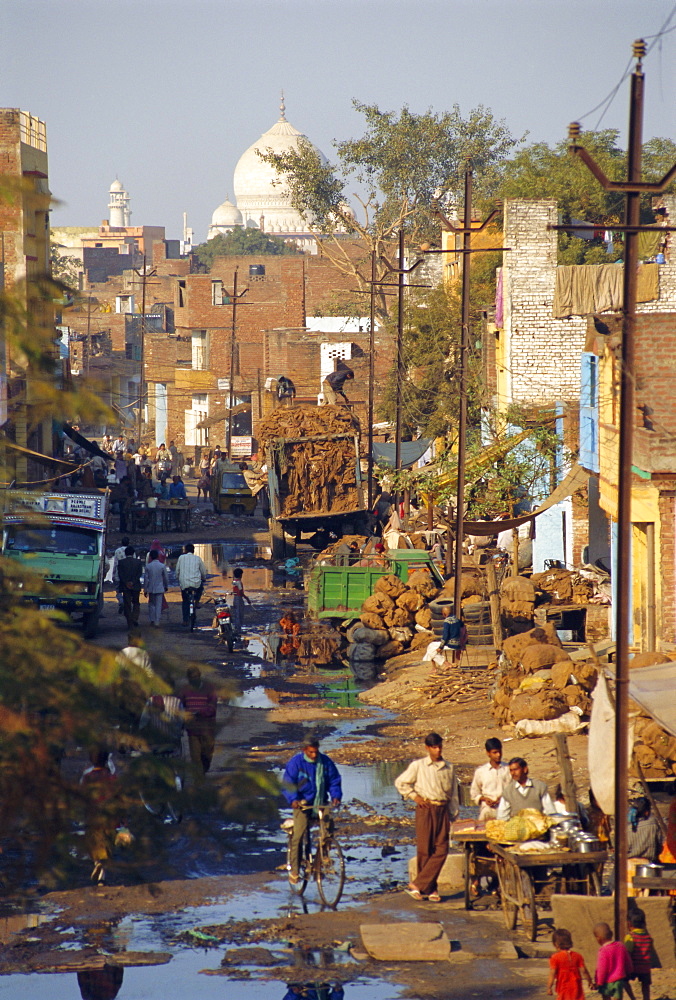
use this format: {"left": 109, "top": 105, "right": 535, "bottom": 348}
{"left": 460, "top": 938, "right": 519, "bottom": 960}
{"left": 550, "top": 895, "right": 675, "bottom": 969}
{"left": 408, "top": 851, "right": 464, "bottom": 891}
{"left": 360, "top": 922, "right": 451, "bottom": 961}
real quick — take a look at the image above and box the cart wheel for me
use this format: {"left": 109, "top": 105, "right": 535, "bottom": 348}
{"left": 588, "top": 869, "right": 602, "bottom": 897}
{"left": 464, "top": 843, "right": 473, "bottom": 911}
{"left": 497, "top": 858, "right": 517, "bottom": 930}
{"left": 520, "top": 870, "right": 538, "bottom": 941}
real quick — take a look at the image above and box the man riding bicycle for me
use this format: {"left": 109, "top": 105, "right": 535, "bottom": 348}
{"left": 282, "top": 737, "right": 342, "bottom": 884}
{"left": 175, "top": 543, "right": 208, "bottom": 628}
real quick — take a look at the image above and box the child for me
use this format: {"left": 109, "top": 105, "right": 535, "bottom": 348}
{"left": 231, "top": 567, "right": 252, "bottom": 637}
{"left": 547, "top": 927, "right": 592, "bottom": 1000}
{"left": 625, "top": 908, "right": 653, "bottom": 1000}
{"left": 593, "top": 922, "right": 636, "bottom": 1000}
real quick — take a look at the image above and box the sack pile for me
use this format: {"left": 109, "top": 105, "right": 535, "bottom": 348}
{"left": 501, "top": 575, "right": 536, "bottom": 632}
{"left": 629, "top": 651, "right": 676, "bottom": 778}
{"left": 531, "top": 567, "right": 595, "bottom": 605}
{"left": 258, "top": 405, "right": 362, "bottom": 516}
{"left": 346, "top": 570, "right": 441, "bottom": 665}
{"left": 491, "top": 625, "right": 598, "bottom": 725}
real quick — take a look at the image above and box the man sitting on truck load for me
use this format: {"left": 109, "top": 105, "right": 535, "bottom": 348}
{"left": 322, "top": 360, "right": 354, "bottom": 405}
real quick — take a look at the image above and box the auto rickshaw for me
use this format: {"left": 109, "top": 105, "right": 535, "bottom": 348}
{"left": 210, "top": 469, "right": 257, "bottom": 516}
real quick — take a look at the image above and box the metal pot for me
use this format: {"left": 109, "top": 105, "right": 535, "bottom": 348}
{"left": 553, "top": 816, "right": 582, "bottom": 833}
{"left": 551, "top": 830, "right": 570, "bottom": 849}
{"left": 635, "top": 863, "right": 663, "bottom": 879}
{"left": 573, "top": 835, "right": 602, "bottom": 853}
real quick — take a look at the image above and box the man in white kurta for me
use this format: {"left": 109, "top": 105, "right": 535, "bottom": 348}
{"left": 470, "top": 737, "right": 511, "bottom": 822}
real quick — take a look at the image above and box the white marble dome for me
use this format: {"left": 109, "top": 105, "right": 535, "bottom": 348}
{"left": 110, "top": 178, "right": 125, "bottom": 192}
{"left": 207, "top": 197, "right": 244, "bottom": 239}
{"left": 232, "top": 100, "right": 326, "bottom": 236}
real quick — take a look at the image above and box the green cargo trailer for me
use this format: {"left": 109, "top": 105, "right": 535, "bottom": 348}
{"left": 307, "top": 549, "right": 444, "bottom": 619}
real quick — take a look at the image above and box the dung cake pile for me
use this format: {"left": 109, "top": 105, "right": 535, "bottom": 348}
{"left": 258, "top": 405, "right": 361, "bottom": 516}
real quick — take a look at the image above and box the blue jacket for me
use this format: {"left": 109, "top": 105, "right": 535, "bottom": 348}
{"left": 282, "top": 751, "right": 342, "bottom": 807}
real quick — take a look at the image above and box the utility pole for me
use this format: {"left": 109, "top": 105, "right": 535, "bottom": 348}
{"left": 367, "top": 250, "right": 376, "bottom": 509}
{"left": 133, "top": 255, "right": 158, "bottom": 448}
{"left": 224, "top": 269, "right": 249, "bottom": 460}
{"left": 395, "top": 229, "right": 405, "bottom": 475}
{"left": 563, "top": 39, "right": 676, "bottom": 941}
{"left": 430, "top": 173, "right": 503, "bottom": 621}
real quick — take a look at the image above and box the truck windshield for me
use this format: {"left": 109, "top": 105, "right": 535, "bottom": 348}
{"left": 5, "top": 526, "right": 99, "bottom": 556}
{"left": 221, "top": 473, "right": 247, "bottom": 490}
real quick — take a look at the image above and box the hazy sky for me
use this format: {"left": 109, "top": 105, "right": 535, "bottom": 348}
{"left": 4, "top": 0, "right": 676, "bottom": 242}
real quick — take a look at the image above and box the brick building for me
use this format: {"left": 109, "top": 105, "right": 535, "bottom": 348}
{"left": 0, "top": 108, "right": 56, "bottom": 481}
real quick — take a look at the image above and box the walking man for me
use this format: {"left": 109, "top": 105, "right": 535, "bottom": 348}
{"left": 282, "top": 737, "right": 342, "bottom": 884}
{"left": 178, "top": 667, "right": 218, "bottom": 775}
{"left": 143, "top": 549, "right": 169, "bottom": 628}
{"left": 175, "top": 543, "right": 208, "bottom": 627}
{"left": 116, "top": 546, "right": 144, "bottom": 630}
{"left": 395, "top": 732, "right": 459, "bottom": 902}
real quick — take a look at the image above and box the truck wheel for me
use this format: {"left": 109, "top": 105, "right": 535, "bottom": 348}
{"left": 83, "top": 600, "right": 102, "bottom": 640}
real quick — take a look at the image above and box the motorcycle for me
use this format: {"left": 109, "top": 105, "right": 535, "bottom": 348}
{"left": 213, "top": 594, "right": 235, "bottom": 653}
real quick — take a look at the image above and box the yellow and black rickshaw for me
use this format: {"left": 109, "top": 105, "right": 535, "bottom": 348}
{"left": 210, "top": 468, "right": 257, "bottom": 516}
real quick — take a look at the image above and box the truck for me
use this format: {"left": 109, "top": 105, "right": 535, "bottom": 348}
{"left": 259, "top": 405, "right": 368, "bottom": 559}
{"left": 308, "top": 549, "right": 445, "bottom": 620}
{"left": 1, "top": 489, "right": 109, "bottom": 639}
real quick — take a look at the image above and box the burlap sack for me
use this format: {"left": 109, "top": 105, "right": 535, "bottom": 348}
{"left": 347, "top": 641, "right": 375, "bottom": 661}
{"left": 630, "top": 651, "right": 676, "bottom": 669}
{"left": 362, "top": 592, "right": 395, "bottom": 615}
{"left": 575, "top": 661, "right": 599, "bottom": 691}
{"left": 551, "top": 659, "right": 575, "bottom": 689}
{"left": 501, "top": 575, "right": 536, "bottom": 603}
{"left": 411, "top": 630, "right": 434, "bottom": 650}
{"left": 384, "top": 607, "right": 413, "bottom": 628}
{"left": 510, "top": 689, "right": 568, "bottom": 722}
{"left": 360, "top": 611, "right": 386, "bottom": 630}
{"left": 521, "top": 644, "right": 571, "bottom": 673}
{"left": 415, "top": 607, "right": 433, "bottom": 629}
{"left": 441, "top": 573, "right": 485, "bottom": 599}
{"left": 388, "top": 626, "right": 413, "bottom": 644}
{"left": 641, "top": 721, "right": 676, "bottom": 760}
{"left": 396, "top": 589, "right": 423, "bottom": 613}
{"left": 374, "top": 574, "right": 407, "bottom": 599}
{"left": 407, "top": 570, "right": 440, "bottom": 599}
{"left": 532, "top": 568, "right": 573, "bottom": 604}
{"left": 632, "top": 743, "right": 670, "bottom": 777}
{"left": 376, "top": 639, "right": 404, "bottom": 659}
{"left": 352, "top": 625, "right": 389, "bottom": 646}
{"left": 563, "top": 684, "right": 592, "bottom": 713}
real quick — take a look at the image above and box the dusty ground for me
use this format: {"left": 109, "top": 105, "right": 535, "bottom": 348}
{"left": 1, "top": 494, "right": 675, "bottom": 998}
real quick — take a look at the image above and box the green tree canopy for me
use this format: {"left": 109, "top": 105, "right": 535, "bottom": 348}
{"left": 194, "top": 228, "right": 303, "bottom": 269}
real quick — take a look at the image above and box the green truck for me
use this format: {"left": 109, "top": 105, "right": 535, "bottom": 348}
{"left": 307, "top": 549, "right": 445, "bottom": 620}
{"left": 1, "top": 489, "right": 109, "bottom": 638}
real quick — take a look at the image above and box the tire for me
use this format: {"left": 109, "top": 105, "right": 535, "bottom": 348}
{"left": 428, "top": 599, "right": 455, "bottom": 618}
{"left": 497, "top": 858, "right": 518, "bottom": 930}
{"left": 520, "top": 870, "right": 538, "bottom": 941}
{"left": 316, "top": 836, "right": 345, "bottom": 908}
{"left": 286, "top": 829, "right": 310, "bottom": 896}
{"left": 83, "top": 604, "right": 101, "bottom": 640}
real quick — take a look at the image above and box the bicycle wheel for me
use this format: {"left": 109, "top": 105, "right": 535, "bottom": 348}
{"left": 316, "top": 836, "right": 345, "bottom": 907}
{"left": 286, "top": 828, "right": 310, "bottom": 895}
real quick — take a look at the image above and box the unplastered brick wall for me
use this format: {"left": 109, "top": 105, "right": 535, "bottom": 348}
{"left": 503, "top": 200, "right": 676, "bottom": 407}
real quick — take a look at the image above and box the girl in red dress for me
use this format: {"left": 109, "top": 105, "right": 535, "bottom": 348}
{"left": 548, "top": 927, "right": 593, "bottom": 1000}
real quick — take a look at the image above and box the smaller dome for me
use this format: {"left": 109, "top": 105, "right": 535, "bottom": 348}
{"left": 211, "top": 198, "right": 243, "bottom": 228}
{"left": 110, "top": 178, "right": 125, "bottom": 192}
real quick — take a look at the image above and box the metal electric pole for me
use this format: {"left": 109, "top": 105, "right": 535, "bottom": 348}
{"left": 133, "top": 255, "right": 158, "bottom": 448}
{"left": 562, "top": 39, "right": 676, "bottom": 941}
{"left": 367, "top": 250, "right": 376, "bottom": 509}
{"left": 224, "top": 269, "right": 249, "bottom": 460}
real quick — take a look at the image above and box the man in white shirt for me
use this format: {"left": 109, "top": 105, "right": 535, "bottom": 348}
{"left": 395, "top": 732, "right": 459, "bottom": 902}
{"left": 496, "top": 757, "right": 556, "bottom": 821}
{"left": 175, "top": 543, "right": 208, "bottom": 626}
{"left": 470, "top": 737, "right": 511, "bottom": 822}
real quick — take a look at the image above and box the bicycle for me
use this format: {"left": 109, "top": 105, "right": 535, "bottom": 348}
{"left": 283, "top": 804, "right": 345, "bottom": 907}
{"left": 184, "top": 586, "right": 200, "bottom": 632}
{"left": 136, "top": 746, "right": 185, "bottom": 824}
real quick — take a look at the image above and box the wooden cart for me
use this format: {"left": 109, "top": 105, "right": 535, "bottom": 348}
{"left": 491, "top": 842, "right": 607, "bottom": 941}
{"left": 452, "top": 830, "right": 496, "bottom": 910}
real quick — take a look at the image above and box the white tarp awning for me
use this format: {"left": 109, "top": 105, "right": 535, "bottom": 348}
{"left": 627, "top": 661, "right": 676, "bottom": 739}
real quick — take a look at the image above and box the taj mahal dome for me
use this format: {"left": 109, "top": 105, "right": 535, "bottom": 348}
{"left": 207, "top": 97, "right": 326, "bottom": 252}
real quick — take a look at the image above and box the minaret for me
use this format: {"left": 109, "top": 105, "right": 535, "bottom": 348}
{"left": 108, "top": 178, "right": 131, "bottom": 228}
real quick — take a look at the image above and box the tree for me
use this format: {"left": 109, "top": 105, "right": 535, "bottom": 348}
{"left": 259, "top": 100, "right": 519, "bottom": 317}
{"left": 194, "top": 228, "right": 303, "bottom": 269}
{"left": 50, "top": 241, "right": 81, "bottom": 289}
{"left": 484, "top": 130, "right": 676, "bottom": 263}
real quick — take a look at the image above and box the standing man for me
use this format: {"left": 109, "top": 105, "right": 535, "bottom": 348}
{"left": 116, "top": 545, "right": 144, "bottom": 630}
{"left": 178, "top": 667, "right": 218, "bottom": 775}
{"left": 496, "top": 757, "right": 555, "bottom": 820}
{"left": 470, "top": 737, "right": 511, "bottom": 822}
{"left": 322, "top": 360, "right": 354, "bottom": 405}
{"left": 282, "top": 737, "right": 342, "bottom": 884}
{"left": 143, "top": 549, "right": 169, "bottom": 628}
{"left": 175, "top": 543, "right": 208, "bottom": 627}
{"left": 277, "top": 375, "right": 296, "bottom": 407}
{"left": 111, "top": 535, "right": 130, "bottom": 615}
{"left": 395, "top": 732, "right": 459, "bottom": 902}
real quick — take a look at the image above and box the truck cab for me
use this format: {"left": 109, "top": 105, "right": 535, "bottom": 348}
{"left": 1, "top": 490, "right": 108, "bottom": 638}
